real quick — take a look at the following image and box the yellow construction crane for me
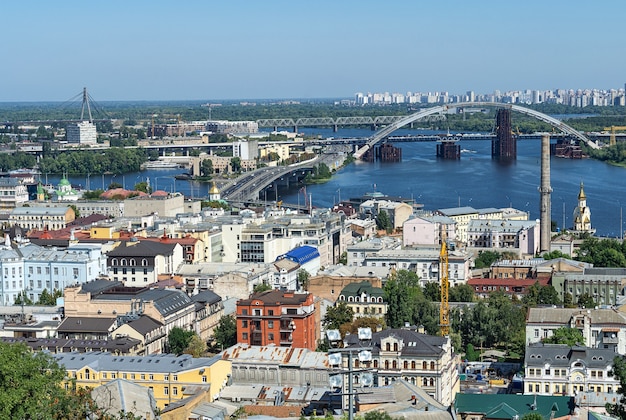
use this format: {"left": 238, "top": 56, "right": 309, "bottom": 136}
{"left": 603, "top": 126, "right": 626, "bottom": 146}
{"left": 439, "top": 230, "right": 450, "bottom": 336}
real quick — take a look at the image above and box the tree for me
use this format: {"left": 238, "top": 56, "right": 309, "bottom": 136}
{"left": 201, "top": 159, "right": 213, "bottom": 177}
{"left": 297, "top": 269, "right": 310, "bottom": 291}
{"left": 134, "top": 181, "right": 151, "bottom": 194}
{"left": 465, "top": 343, "right": 480, "bottom": 361}
{"left": 69, "top": 204, "right": 80, "bottom": 218}
{"left": 474, "top": 250, "right": 501, "bottom": 269}
{"left": 521, "top": 413, "right": 545, "bottom": 420}
{"left": 0, "top": 342, "right": 95, "bottom": 418}
{"left": 213, "top": 315, "right": 237, "bottom": 351}
{"left": 449, "top": 284, "right": 474, "bottom": 302}
{"left": 167, "top": 327, "right": 195, "bottom": 355}
{"left": 363, "top": 411, "right": 394, "bottom": 420}
{"left": 339, "top": 251, "right": 347, "bottom": 265}
{"left": 522, "top": 281, "right": 561, "bottom": 308}
{"left": 423, "top": 282, "right": 441, "bottom": 302}
{"left": 577, "top": 292, "right": 596, "bottom": 309}
{"left": 230, "top": 157, "right": 242, "bottom": 173}
{"left": 253, "top": 282, "right": 272, "bottom": 293}
{"left": 323, "top": 301, "right": 354, "bottom": 331}
{"left": 184, "top": 334, "right": 207, "bottom": 358}
{"left": 38, "top": 288, "right": 61, "bottom": 306}
{"left": 542, "top": 327, "right": 585, "bottom": 346}
{"left": 108, "top": 182, "right": 123, "bottom": 190}
{"left": 375, "top": 210, "right": 392, "bottom": 233}
{"left": 384, "top": 270, "right": 422, "bottom": 329}
{"left": 607, "top": 355, "right": 626, "bottom": 419}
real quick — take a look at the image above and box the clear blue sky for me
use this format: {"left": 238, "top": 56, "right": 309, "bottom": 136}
{"left": 2, "top": 0, "right": 625, "bottom": 102}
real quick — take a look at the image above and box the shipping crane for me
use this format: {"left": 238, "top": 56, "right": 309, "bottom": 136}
{"left": 603, "top": 126, "right": 626, "bottom": 146}
{"left": 439, "top": 230, "right": 450, "bottom": 336}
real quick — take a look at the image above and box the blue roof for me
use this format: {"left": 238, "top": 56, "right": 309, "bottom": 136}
{"left": 278, "top": 245, "right": 320, "bottom": 265}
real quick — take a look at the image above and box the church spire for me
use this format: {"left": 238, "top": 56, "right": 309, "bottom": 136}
{"left": 578, "top": 182, "right": 586, "bottom": 200}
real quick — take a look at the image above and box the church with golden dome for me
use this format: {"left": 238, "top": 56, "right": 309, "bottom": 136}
{"left": 572, "top": 182, "right": 594, "bottom": 233}
{"left": 208, "top": 180, "right": 221, "bottom": 201}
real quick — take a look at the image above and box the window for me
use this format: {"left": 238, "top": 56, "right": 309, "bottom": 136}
{"left": 173, "top": 375, "right": 178, "bottom": 381}
{"left": 202, "top": 376, "right": 207, "bottom": 383}
{"left": 164, "top": 387, "right": 169, "bottom": 395}
{"left": 149, "top": 374, "right": 154, "bottom": 380}
{"left": 268, "top": 321, "right": 274, "bottom": 329}
{"left": 173, "top": 387, "right": 178, "bottom": 396}
{"left": 545, "top": 384, "right": 549, "bottom": 393}
{"left": 242, "top": 333, "right": 248, "bottom": 340}
{"left": 242, "top": 320, "right": 248, "bottom": 328}
{"left": 268, "top": 310, "right": 274, "bottom": 316}
{"left": 268, "top": 333, "right": 274, "bottom": 340}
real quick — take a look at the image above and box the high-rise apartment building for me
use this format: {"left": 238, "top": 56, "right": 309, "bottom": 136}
{"left": 66, "top": 121, "right": 97, "bottom": 144}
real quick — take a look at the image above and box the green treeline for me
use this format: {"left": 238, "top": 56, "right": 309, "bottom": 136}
{"left": 0, "top": 152, "right": 38, "bottom": 171}
{"left": 38, "top": 148, "right": 148, "bottom": 175}
{"left": 585, "top": 142, "right": 626, "bottom": 166}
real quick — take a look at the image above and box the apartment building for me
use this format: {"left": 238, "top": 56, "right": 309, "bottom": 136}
{"left": 55, "top": 352, "right": 231, "bottom": 410}
{"left": 236, "top": 290, "right": 317, "bottom": 351}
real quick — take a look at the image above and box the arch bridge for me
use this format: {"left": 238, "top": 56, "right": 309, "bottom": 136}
{"left": 353, "top": 102, "right": 599, "bottom": 159}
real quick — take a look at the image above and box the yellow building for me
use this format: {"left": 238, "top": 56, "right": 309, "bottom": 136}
{"left": 55, "top": 352, "right": 232, "bottom": 410}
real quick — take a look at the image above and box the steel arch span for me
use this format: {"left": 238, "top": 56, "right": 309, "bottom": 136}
{"left": 353, "top": 101, "right": 599, "bottom": 159}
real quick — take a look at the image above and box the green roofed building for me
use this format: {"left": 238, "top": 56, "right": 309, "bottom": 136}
{"left": 338, "top": 280, "right": 386, "bottom": 320}
{"left": 454, "top": 394, "right": 574, "bottom": 420}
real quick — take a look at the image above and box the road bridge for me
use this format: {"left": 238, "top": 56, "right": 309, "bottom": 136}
{"left": 256, "top": 114, "right": 445, "bottom": 131}
{"left": 353, "top": 102, "right": 599, "bottom": 159}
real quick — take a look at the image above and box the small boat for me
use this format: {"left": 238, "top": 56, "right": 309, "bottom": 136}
{"left": 143, "top": 161, "right": 179, "bottom": 169}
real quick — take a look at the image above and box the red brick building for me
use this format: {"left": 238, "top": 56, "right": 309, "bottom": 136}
{"left": 236, "top": 290, "right": 317, "bottom": 351}
{"left": 467, "top": 277, "right": 550, "bottom": 300}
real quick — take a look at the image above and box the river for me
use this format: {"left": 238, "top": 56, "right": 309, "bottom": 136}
{"left": 47, "top": 127, "right": 625, "bottom": 238}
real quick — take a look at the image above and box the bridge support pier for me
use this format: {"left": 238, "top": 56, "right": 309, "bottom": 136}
{"left": 333, "top": 124, "right": 338, "bottom": 132}
{"left": 293, "top": 126, "right": 298, "bottom": 133}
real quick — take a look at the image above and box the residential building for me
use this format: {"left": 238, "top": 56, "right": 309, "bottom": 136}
{"left": 9, "top": 206, "right": 75, "bottom": 230}
{"left": 342, "top": 327, "right": 459, "bottom": 406}
{"left": 107, "top": 240, "right": 183, "bottom": 287}
{"left": 525, "top": 307, "right": 626, "bottom": 353}
{"left": 360, "top": 248, "right": 472, "bottom": 287}
{"left": 466, "top": 219, "right": 540, "bottom": 256}
{"left": 66, "top": 121, "right": 97, "bottom": 144}
{"left": 123, "top": 192, "right": 186, "bottom": 218}
{"left": 338, "top": 280, "right": 386, "bottom": 319}
{"left": 276, "top": 245, "right": 320, "bottom": 276}
{"left": 236, "top": 290, "right": 317, "bottom": 351}
{"left": 467, "top": 277, "right": 550, "bottom": 300}
{"left": 191, "top": 290, "right": 224, "bottom": 342}
{"left": 524, "top": 343, "right": 620, "bottom": 396}
{"left": 232, "top": 139, "right": 259, "bottom": 160}
{"left": 91, "top": 379, "right": 158, "bottom": 420}
{"left": 191, "top": 154, "right": 256, "bottom": 177}
{"left": 272, "top": 258, "right": 300, "bottom": 291}
{"left": 0, "top": 336, "right": 142, "bottom": 355}
{"left": 0, "top": 177, "right": 29, "bottom": 212}
{"left": 220, "top": 344, "right": 330, "bottom": 387}
{"left": 436, "top": 206, "right": 528, "bottom": 245}
{"left": 0, "top": 242, "right": 106, "bottom": 306}
{"left": 55, "top": 352, "right": 231, "bottom": 410}
{"left": 63, "top": 280, "right": 196, "bottom": 341}
{"left": 112, "top": 315, "right": 167, "bottom": 355}
{"left": 359, "top": 200, "right": 413, "bottom": 231}
{"left": 403, "top": 215, "right": 456, "bottom": 247}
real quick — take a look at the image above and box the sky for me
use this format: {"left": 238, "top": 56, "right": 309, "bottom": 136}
{"left": 1, "top": 0, "right": 625, "bottom": 102}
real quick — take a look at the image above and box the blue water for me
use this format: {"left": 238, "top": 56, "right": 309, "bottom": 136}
{"left": 45, "top": 126, "right": 626, "bottom": 238}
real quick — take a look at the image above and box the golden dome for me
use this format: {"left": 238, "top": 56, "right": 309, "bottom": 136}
{"left": 578, "top": 182, "right": 586, "bottom": 200}
{"left": 209, "top": 181, "right": 220, "bottom": 194}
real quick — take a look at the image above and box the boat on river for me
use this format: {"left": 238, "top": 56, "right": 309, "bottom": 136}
{"left": 142, "top": 161, "right": 179, "bottom": 169}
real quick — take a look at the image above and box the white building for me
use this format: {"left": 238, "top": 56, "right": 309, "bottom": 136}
{"left": 0, "top": 178, "right": 29, "bottom": 212}
{"left": 232, "top": 139, "right": 259, "bottom": 160}
{"left": 0, "top": 240, "right": 106, "bottom": 306}
{"left": 66, "top": 121, "right": 97, "bottom": 144}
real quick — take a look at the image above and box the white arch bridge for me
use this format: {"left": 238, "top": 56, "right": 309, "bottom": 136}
{"left": 353, "top": 101, "right": 600, "bottom": 159}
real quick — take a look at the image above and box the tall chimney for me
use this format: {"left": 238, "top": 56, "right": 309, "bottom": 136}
{"left": 539, "top": 135, "right": 552, "bottom": 252}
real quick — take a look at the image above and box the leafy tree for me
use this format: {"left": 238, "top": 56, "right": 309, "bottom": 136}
{"left": 563, "top": 292, "right": 576, "bottom": 308}
{"left": 522, "top": 281, "right": 561, "bottom": 308}
{"left": 474, "top": 250, "right": 501, "bottom": 269}
{"left": 339, "top": 251, "right": 347, "bottom": 265}
{"left": 577, "top": 292, "right": 596, "bottom": 309}
{"left": 230, "top": 157, "right": 242, "bottom": 173}
{"left": 108, "top": 182, "right": 123, "bottom": 190}
{"left": 167, "top": 327, "right": 195, "bottom": 355}
{"left": 607, "top": 356, "right": 626, "bottom": 419}
{"left": 375, "top": 210, "right": 392, "bottom": 233}
{"left": 83, "top": 189, "right": 104, "bottom": 199}
{"left": 184, "top": 334, "right": 207, "bottom": 358}
{"left": 363, "top": 411, "right": 394, "bottom": 420}
{"left": 449, "top": 284, "right": 474, "bottom": 302}
{"left": 323, "top": 301, "right": 354, "bottom": 331}
{"left": 384, "top": 270, "right": 422, "bottom": 329}
{"left": 134, "top": 181, "right": 151, "bottom": 194}
{"left": 423, "top": 282, "right": 441, "bottom": 302}
{"left": 297, "top": 269, "right": 310, "bottom": 291}
{"left": 542, "top": 250, "right": 570, "bottom": 260}
{"left": 14, "top": 291, "right": 33, "bottom": 306}
{"left": 521, "top": 413, "right": 545, "bottom": 420}
{"left": 0, "top": 342, "right": 96, "bottom": 418}
{"left": 69, "top": 204, "right": 80, "bottom": 218}
{"left": 253, "top": 283, "right": 272, "bottom": 293}
{"left": 201, "top": 159, "right": 213, "bottom": 177}
{"left": 346, "top": 316, "right": 385, "bottom": 334}
{"left": 38, "top": 288, "right": 61, "bottom": 306}
{"left": 542, "top": 327, "right": 585, "bottom": 346}
{"left": 465, "top": 343, "right": 480, "bottom": 362}
{"left": 213, "top": 315, "right": 237, "bottom": 351}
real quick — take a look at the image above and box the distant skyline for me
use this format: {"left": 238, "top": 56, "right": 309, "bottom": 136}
{"left": 2, "top": 0, "right": 625, "bottom": 102}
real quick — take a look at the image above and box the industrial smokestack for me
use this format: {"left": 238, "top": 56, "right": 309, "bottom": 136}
{"left": 539, "top": 135, "right": 552, "bottom": 252}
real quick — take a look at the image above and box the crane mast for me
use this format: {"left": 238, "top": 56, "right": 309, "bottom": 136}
{"left": 439, "top": 231, "right": 450, "bottom": 336}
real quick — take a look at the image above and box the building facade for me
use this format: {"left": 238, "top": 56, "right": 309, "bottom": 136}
{"left": 236, "top": 290, "right": 317, "bottom": 351}
{"left": 66, "top": 121, "right": 97, "bottom": 144}
{"left": 0, "top": 177, "right": 29, "bottom": 212}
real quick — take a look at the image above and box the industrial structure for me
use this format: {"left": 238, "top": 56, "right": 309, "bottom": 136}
{"left": 439, "top": 232, "right": 450, "bottom": 336}
{"left": 436, "top": 136, "right": 460, "bottom": 159}
{"left": 492, "top": 108, "right": 516, "bottom": 159}
{"left": 539, "top": 135, "right": 552, "bottom": 252}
